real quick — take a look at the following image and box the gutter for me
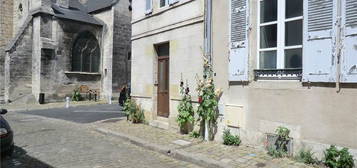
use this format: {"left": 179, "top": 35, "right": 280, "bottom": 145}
{"left": 204, "top": 0, "right": 212, "bottom": 63}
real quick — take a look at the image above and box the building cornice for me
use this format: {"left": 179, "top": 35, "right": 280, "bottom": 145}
{"left": 131, "top": 0, "right": 196, "bottom": 25}
{"left": 131, "top": 15, "right": 204, "bottom": 41}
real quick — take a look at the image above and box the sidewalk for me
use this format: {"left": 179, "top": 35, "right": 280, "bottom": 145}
{"left": 94, "top": 119, "right": 314, "bottom": 168}
{"left": 2, "top": 100, "right": 107, "bottom": 112}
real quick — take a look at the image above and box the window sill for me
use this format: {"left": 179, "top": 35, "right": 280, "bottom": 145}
{"left": 64, "top": 71, "right": 101, "bottom": 76}
{"left": 254, "top": 69, "right": 302, "bottom": 81}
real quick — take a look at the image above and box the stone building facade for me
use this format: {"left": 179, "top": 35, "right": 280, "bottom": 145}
{"left": 212, "top": 0, "right": 357, "bottom": 160}
{"left": 131, "top": 0, "right": 204, "bottom": 129}
{"left": 132, "top": 0, "right": 357, "bottom": 161}
{"left": 1, "top": 0, "right": 131, "bottom": 104}
{"left": 0, "top": 0, "right": 14, "bottom": 103}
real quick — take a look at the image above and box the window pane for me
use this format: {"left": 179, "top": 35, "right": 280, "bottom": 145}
{"left": 260, "top": 24, "right": 277, "bottom": 48}
{"left": 286, "top": 0, "right": 303, "bottom": 18}
{"left": 260, "top": 0, "right": 277, "bottom": 23}
{"left": 158, "top": 60, "right": 169, "bottom": 91}
{"left": 260, "top": 51, "right": 277, "bottom": 69}
{"left": 285, "top": 20, "right": 303, "bottom": 46}
{"left": 285, "top": 48, "right": 302, "bottom": 68}
{"left": 91, "top": 46, "right": 100, "bottom": 72}
{"left": 160, "top": 0, "right": 166, "bottom": 7}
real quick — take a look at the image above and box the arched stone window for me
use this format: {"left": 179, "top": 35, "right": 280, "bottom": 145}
{"left": 72, "top": 31, "right": 100, "bottom": 72}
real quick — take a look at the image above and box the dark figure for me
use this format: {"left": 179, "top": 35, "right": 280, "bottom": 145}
{"left": 119, "top": 86, "right": 127, "bottom": 106}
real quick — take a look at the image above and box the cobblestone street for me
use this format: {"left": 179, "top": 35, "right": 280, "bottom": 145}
{"left": 0, "top": 105, "right": 201, "bottom": 168}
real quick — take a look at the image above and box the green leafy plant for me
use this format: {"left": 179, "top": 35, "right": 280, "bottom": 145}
{"left": 295, "top": 148, "right": 318, "bottom": 165}
{"left": 177, "top": 80, "right": 195, "bottom": 133}
{"left": 123, "top": 98, "right": 145, "bottom": 123}
{"left": 196, "top": 57, "right": 222, "bottom": 141}
{"left": 72, "top": 88, "right": 82, "bottom": 101}
{"left": 222, "top": 129, "right": 241, "bottom": 146}
{"left": 324, "top": 145, "right": 355, "bottom": 168}
{"left": 338, "top": 148, "right": 355, "bottom": 168}
{"left": 267, "top": 126, "right": 291, "bottom": 158}
{"left": 189, "top": 131, "right": 200, "bottom": 138}
{"left": 267, "top": 146, "right": 286, "bottom": 158}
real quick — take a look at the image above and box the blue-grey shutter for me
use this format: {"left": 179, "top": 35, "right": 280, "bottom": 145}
{"left": 229, "top": 0, "right": 249, "bottom": 81}
{"left": 146, "top": 0, "right": 153, "bottom": 14}
{"left": 302, "top": 0, "right": 336, "bottom": 82}
{"left": 341, "top": 0, "right": 357, "bottom": 82}
{"left": 169, "top": 0, "right": 179, "bottom": 5}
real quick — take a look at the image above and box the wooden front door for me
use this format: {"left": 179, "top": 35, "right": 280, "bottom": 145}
{"left": 157, "top": 56, "right": 169, "bottom": 117}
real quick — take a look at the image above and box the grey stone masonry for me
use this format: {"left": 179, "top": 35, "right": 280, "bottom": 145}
{"left": 0, "top": 0, "right": 14, "bottom": 103}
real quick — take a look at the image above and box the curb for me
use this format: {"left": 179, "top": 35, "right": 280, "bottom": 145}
{"left": 95, "top": 128, "right": 233, "bottom": 168}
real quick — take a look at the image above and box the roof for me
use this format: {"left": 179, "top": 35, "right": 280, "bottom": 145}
{"left": 84, "top": 0, "right": 119, "bottom": 13}
{"left": 51, "top": 0, "right": 118, "bottom": 26}
{"left": 52, "top": 4, "right": 102, "bottom": 25}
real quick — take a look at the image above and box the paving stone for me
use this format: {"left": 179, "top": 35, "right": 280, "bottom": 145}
{"left": 96, "top": 120, "right": 318, "bottom": 168}
{"left": 1, "top": 111, "right": 201, "bottom": 168}
{"left": 172, "top": 139, "right": 191, "bottom": 146}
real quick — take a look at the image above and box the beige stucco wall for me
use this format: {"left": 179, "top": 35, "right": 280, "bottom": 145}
{"left": 212, "top": 0, "right": 357, "bottom": 158}
{"left": 132, "top": 0, "right": 204, "bottom": 128}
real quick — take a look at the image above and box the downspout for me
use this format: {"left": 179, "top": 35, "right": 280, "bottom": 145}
{"left": 204, "top": 0, "right": 212, "bottom": 62}
{"left": 335, "top": 0, "right": 342, "bottom": 93}
{"left": 203, "top": 0, "right": 212, "bottom": 141}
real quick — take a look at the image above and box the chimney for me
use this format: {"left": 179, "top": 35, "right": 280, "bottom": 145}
{"left": 57, "top": 0, "right": 69, "bottom": 8}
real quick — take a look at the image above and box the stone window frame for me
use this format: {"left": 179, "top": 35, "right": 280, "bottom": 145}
{"left": 71, "top": 31, "right": 101, "bottom": 73}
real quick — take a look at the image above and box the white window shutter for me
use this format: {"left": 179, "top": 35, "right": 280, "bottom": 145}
{"left": 169, "top": 0, "right": 179, "bottom": 5}
{"left": 229, "top": 0, "right": 249, "bottom": 81}
{"left": 302, "top": 0, "right": 336, "bottom": 82}
{"left": 341, "top": 0, "right": 357, "bottom": 82}
{"left": 145, "top": 0, "right": 153, "bottom": 14}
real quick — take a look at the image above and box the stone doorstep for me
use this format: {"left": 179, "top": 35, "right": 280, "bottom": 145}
{"left": 95, "top": 127, "right": 233, "bottom": 168}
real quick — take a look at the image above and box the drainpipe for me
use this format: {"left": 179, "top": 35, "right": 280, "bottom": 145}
{"left": 204, "top": 0, "right": 212, "bottom": 141}
{"left": 204, "top": 0, "right": 212, "bottom": 63}
{"left": 335, "top": 0, "right": 342, "bottom": 93}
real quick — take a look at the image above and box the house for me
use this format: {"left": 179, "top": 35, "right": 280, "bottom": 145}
{"left": 0, "top": 0, "right": 132, "bottom": 104}
{"left": 131, "top": 0, "right": 204, "bottom": 128}
{"left": 212, "top": 0, "right": 357, "bottom": 158}
{"left": 132, "top": 0, "right": 357, "bottom": 159}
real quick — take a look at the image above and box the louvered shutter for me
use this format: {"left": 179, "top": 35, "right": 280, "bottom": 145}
{"left": 146, "top": 0, "right": 153, "bottom": 14}
{"left": 302, "top": 0, "right": 337, "bottom": 82}
{"left": 341, "top": 0, "right": 357, "bottom": 82}
{"left": 169, "top": 0, "right": 179, "bottom": 5}
{"left": 229, "top": 0, "right": 249, "bottom": 81}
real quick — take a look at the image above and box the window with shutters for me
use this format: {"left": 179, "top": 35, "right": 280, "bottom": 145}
{"left": 256, "top": 0, "right": 303, "bottom": 80}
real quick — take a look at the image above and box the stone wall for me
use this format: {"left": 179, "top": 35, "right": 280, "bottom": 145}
{"left": 0, "top": 0, "right": 14, "bottom": 102}
{"left": 7, "top": 22, "right": 34, "bottom": 103}
{"left": 40, "top": 19, "right": 103, "bottom": 101}
{"left": 112, "top": 0, "right": 132, "bottom": 94}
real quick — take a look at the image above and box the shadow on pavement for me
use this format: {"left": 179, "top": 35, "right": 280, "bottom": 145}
{"left": 20, "top": 104, "right": 124, "bottom": 123}
{"left": 1, "top": 146, "right": 54, "bottom": 168}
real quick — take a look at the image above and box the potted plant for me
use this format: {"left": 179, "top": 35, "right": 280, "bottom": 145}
{"left": 266, "top": 126, "right": 293, "bottom": 157}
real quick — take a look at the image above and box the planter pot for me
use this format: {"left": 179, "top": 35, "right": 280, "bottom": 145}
{"left": 266, "top": 133, "right": 293, "bottom": 156}
{"left": 180, "top": 122, "right": 193, "bottom": 134}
